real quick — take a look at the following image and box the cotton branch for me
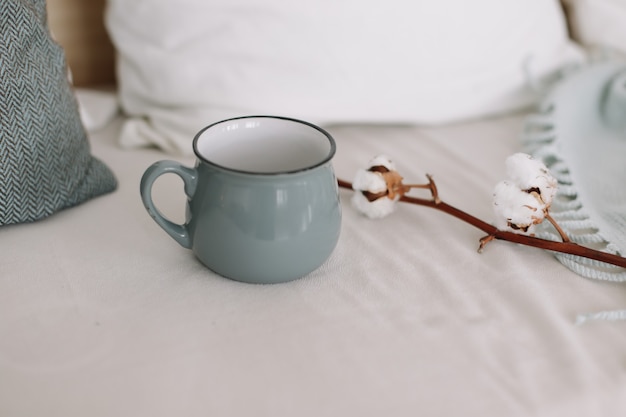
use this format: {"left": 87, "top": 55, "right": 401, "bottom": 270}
{"left": 337, "top": 178, "right": 626, "bottom": 270}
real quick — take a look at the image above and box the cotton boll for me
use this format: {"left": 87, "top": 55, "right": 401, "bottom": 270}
{"left": 505, "top": 153, "right": 544, "bottom": 185}
{"left": 505, "top": 153, "right": 557, "bottom": 203}
{"left": 493, "top": 180, "right": 546, "bottom": 234}
{"left": 367, "top": 155, "right": 396, "bottom": 171}
{"left": 351, "top": 154, "right": 405, "bottom": 219}
{"left": 530, "top": 174, "right": 558, "bottom": 207}
{"left": 352, "top": 191, "right": 398, "bottom": 219}
{"left": 352, "top": 169, "right": 387, "bottom": 194}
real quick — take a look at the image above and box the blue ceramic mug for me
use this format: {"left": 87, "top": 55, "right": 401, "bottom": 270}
{"left": 140, "top": 116, "right": 341, "bottom": 284}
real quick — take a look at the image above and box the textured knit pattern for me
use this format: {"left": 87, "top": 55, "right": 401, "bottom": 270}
{"left": 0, "top": 0, "right": 116, "bottom": 225}
{"left": 523, "top": 61, "right": 626, "bottom": 323}
{"left": 523, "top": 61, "right": 626, "bottom": 283}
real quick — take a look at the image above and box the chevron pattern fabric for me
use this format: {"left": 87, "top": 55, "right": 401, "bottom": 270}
{"left": 0, "top": 0, "right": 116, "bottom": 226}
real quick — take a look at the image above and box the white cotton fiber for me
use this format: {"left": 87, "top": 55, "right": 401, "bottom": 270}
{"left": 351, "top": 191, "right": 398, "bottom": 219}
{"left": 366, "top": 155, "right": 396, "bottom": 171}
{"left": 505, "top": 153, "right": 557, "bottom": 205}
{"left": 352, "top": 169, "right": 387, "bottom": 194}
{"left": 493, "top": 180, "right": 546, "bottom": 234}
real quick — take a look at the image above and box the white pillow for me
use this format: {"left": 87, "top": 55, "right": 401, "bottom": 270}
{"left": 563, "top": 0, "right": 626, "bottom": 55}
{"left": 106, "top": 0, "right": 582, "bottom": 154}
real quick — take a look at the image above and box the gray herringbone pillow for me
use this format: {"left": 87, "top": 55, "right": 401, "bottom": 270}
{"left": 0, "top": 0, "right": 117, "bottom": 225}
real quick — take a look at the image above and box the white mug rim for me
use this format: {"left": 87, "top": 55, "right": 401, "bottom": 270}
{"left": 192, "top": 115, "right": 337, "bottom": 176}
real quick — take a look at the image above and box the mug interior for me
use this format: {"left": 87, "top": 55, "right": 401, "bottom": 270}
{"left": 193, "top": 116, "right": 335, "bottom": 174}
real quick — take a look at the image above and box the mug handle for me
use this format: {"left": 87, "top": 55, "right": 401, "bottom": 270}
{"left": 140, "top": 160, "right": 198, "bottom": 249}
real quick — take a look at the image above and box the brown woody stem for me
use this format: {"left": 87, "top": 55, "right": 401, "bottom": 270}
{"left": 398, "top": 175, "right": 440, "bottom": 204}
{"left": 337, "top": 178, "right": 626, "bottom": 269}
{"left": 545, "top": 213, "right": 570, "bottom": 243}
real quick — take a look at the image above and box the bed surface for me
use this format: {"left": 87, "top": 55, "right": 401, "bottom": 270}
{"left": 3, "top": 1, "right": 626, "bottom": 414}
{"left": 1, "top": 96, "right": 625, "bottom": 416}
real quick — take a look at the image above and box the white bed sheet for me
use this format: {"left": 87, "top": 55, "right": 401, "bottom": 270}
{"left": 1, "top": 96, "right": 625, "bottom": 416}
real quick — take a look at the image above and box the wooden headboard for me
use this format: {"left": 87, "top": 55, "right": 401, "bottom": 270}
{"left": 46, "top": 0, "right": 115, "bottom": 87}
